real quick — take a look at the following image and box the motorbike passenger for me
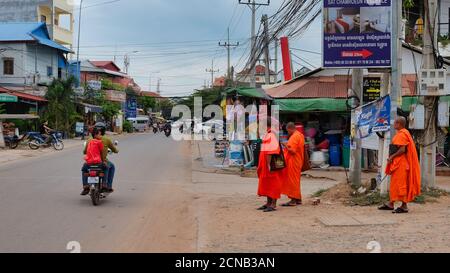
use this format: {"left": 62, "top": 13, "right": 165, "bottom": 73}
{"left": 80, "top": 127, "right": 105, "bottom": 195}
{"left": 81, "top": 122, "right": 119, "bottom": 195}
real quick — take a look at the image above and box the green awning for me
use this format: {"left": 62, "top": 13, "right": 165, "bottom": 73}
{"left": 274, "top": 98, "right": 348, "bottom": 113}
{"left": 402, "top": 96, "right": 450, "bottom": 111}
{"left": 226, "top": 87, "right": 272, "bottom": 100}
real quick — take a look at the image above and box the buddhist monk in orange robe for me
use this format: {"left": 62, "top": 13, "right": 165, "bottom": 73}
{"left": 281, "top": 122, "right": 305, "bottom": 207}
{"left": 257, "top": 120, "right": 283, "bottom": 212}
{"left": 379, "top": 116, "right": 421, "bottom": 213}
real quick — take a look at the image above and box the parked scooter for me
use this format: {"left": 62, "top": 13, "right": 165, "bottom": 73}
{"left": 28, "top": 131, "right": 64, "bottom": 150}
{"left": 3, "top": 135, "right": 20, "bottom": 149}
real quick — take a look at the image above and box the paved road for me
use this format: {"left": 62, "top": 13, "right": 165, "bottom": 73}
{"left": 0, "top": 133, "right": 194, "bottom": 253}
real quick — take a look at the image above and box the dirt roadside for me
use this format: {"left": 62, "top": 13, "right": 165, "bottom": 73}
{"left": 190, "top": 141, "right": 450, "bottom": 253}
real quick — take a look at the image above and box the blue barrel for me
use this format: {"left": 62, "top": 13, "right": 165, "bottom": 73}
{"left": 326, "top": 134, "right": 341, "bottom": 145}
{"left": 329, "top": 144, "right": 341, "bottom": 166}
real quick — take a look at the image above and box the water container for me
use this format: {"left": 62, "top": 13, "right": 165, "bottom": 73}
{"left": 342, "top": 136, "right": 351, "bottom": 168}
{"left": 329, "top": 144, "right": 341, "bottom": 166}
{"left": 326, "top": 134, "right": 340, "bottom": 145}
{"left": 229, "top": 141, "right": 244, "bottom": 166}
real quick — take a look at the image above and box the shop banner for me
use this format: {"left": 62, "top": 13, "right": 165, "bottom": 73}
{"left": 323, "top": 0, "right": 392, "bottom": 68}
{"left": 356, "top": 95, "right": 390, "bottom": 138}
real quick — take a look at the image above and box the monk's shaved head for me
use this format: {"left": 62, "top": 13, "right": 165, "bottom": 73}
{"left": 394, "top": 116, "right": 407, "bottom": 130}
{"left": 286, "top": 122, "right": 296, "bottom": 130}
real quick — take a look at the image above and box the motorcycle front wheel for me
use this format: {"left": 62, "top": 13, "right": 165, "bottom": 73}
{"left": 53, "top": 141, "right": 64, "bottom": 151}
{"left": 29, "top": 140, "right": 40, "bottom": 150}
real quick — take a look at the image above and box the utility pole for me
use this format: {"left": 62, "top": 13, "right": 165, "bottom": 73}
{"left": 206, "top": 60, "right": 219, "bottom": 88}
{"left": 219, "top": 28, "right": 239, "bottom": 81}
{"left": 274, "top": 37, "right": 278, "bottom": 83}
{"left": 157, "top": 78, "right": 161, "bottom": 94}
{"left": 239, "top": 0, "right": 270, "bottom": 88}
{"left": 349, "top": 69, "right": 363, "bottom": 187}
{"left": 262, "top": 14, "right": 271, "bottom": 85}
{"left": 378, "top": 0, "right": 403, "bottom": 193}
{"left": 76, "top": 0, "right": 84, "bottom": 87}
{"left": 420, "top": 0, "right": 439, "bottom": 188}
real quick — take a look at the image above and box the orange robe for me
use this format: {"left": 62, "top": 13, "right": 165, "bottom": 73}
{"left": 257, "top": 130, "right": 283, "bottom": 199}
{"left": 281, "top": 131, "right": 305, "bottom": 200}
{"left": 385, "top": 128, "right": 421, "bottom": 203}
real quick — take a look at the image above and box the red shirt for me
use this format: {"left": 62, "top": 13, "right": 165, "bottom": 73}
{"left": 84, "top": 139, "right": 104, "bottom": 164}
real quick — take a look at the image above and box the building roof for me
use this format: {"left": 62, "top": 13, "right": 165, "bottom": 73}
{"left": 90, "top": 61, "right": 121, "bottom": 72}
{"left": 237, "top": 65, "right": 276, "bottom": 76}
{"left": 0, "top": 22, "right": 72, "bottom": 53}
{"left": 266, "top": 74, "right": 418, "bottom": 99}
{"left": 140, "top": 91, "right": 161, "bottom": 98}
{"left": 0, "top": 86, "right": 48, "bottom": 102}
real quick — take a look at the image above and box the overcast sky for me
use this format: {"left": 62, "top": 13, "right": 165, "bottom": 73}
{"left": 71, "top": 0, "right": 322, "bottom": 96}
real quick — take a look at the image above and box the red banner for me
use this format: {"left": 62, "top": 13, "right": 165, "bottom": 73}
{"left": 280, "top": 37, "right": 292, "bottom": 81}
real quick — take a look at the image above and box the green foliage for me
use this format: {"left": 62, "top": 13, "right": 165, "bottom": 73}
{"left": 138, "top": 96, "right": 156, "bottom": 114}
{"left": 439, "top": 35, "right": 450, "bottom": 47}
{"left": 101, "top": 79, "right": 124, "bottom": 91}
{"left": 122, "top": 120, "right": 133, "bottom": 133}
{"left": 349, "top": 190, "right": 390, "bottom": 206}
{"left": 414, "top": 188, "right": 449, "bottom": 204}
{"left": 100, "top": 101, "right": 121, "bottom": 122}
{"left": 179, "top": 87, "right": 224, "bottom": 112}
{"left": 312, "top": 189, "right": 328, "bottom": 198}
{"left": 44, "top": 77, "right": 81, "bottom": 134}
{"left": 403, "top": 0, "right": 414, "bottom": 9}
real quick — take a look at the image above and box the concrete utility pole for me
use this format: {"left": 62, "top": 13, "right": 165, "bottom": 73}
{"left": 349, "top": 69, "right": 363, "bottom": 187}
{"left": 157, "top": 78, "right": 161, "bottom": 94}
{"left": 420, "top": 0, "right": 439, "bottom": 188}
{"left": 206, "top": 60, "right": 219, "bottom": 88}
{"left": 219, "top": 28, "right": 240, "bottom": 81}
{"left": 379, "top": 72, "right": 391, "bottom": 194}
{"left": 76, "top": 0, "right": 83, "bottom": 87}
{"left": 379, "top": 0, "right": 402, "bottom": 193}
{"left": 262, "top": 14, "right": 271, "bottom": 85}
{"left": 238, "top": 0, "right": 270, "bottom": 88}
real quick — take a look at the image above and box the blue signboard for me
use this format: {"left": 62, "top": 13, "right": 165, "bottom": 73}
{"left": 356, "top": 95, "right": 390, "bottom": 138}
{"left": 323, "top": 0, "right": 392, "bottom": 68}
{"left": 125, "top": 97, "right": 137, "bottom": 119}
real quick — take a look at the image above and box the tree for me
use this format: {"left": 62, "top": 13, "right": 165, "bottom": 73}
{"left": 100, "top": 101, "right": 121, "bottom": 123}
{"left": 138, "top": 96, "right": 156, "bottom": 114}
{"left": 44, "top": 77, "right": 81, "bottom": 134}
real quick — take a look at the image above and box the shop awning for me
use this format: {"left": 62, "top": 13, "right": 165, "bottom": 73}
{"left": 402, "top": 96, "right": 450, "bottom": 111}
{"left": 226, "top": 87, "right": 272, "bottom": 100}
{"left": 274, "top": 98, "right": 348, "bottom": 113}
{"left": 79, "top": 102, "right": 103, "bottom": 113}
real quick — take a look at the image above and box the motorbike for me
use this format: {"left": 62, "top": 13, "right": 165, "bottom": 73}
{"left": 83, "top": 140, "right": 118, "bottom": 206}
{"left": 3, "top": 135, "right": 20, "bottom": 149}
{"left": 28, "top": 131, "right": 64, "bottom": 150}
{"left": 163, "top": 123, "right": 171, "bottom": 137}
{"left": 152, "top": 123, "right": 158, "bottom": 134}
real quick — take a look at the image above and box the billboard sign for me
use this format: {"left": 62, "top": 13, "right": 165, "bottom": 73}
{"left": 125, "top": 97, "right": 137, "bottom": 119}
{"left": 363, "top": 76, "right": 381, "bottom": 104}
{"left": 323, "top": 0, "right": 392, "bottom": 68}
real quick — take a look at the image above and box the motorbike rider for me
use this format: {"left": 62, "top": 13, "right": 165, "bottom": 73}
{"left": 81, "top": 122, "right": 118, "bottom": 195}
{"left": 40, "top": 121, "right": 53, "bottom": 144}
{"left": 80, "top": 127, "right": 106, "bottom": 195}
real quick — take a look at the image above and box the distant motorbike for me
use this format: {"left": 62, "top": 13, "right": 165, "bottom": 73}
{"left": 152, "top": 123, "right": 158, "bottom": 134}
{"left": 28, "top": 131, "right": 64, "bottom": 150}
{"left": 163, "top": 123, "right": 171, "bottom": 137}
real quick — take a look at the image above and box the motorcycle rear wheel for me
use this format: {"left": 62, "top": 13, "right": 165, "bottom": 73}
{"left": 90, "top": 188, "right": 100, "bottom": 206}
